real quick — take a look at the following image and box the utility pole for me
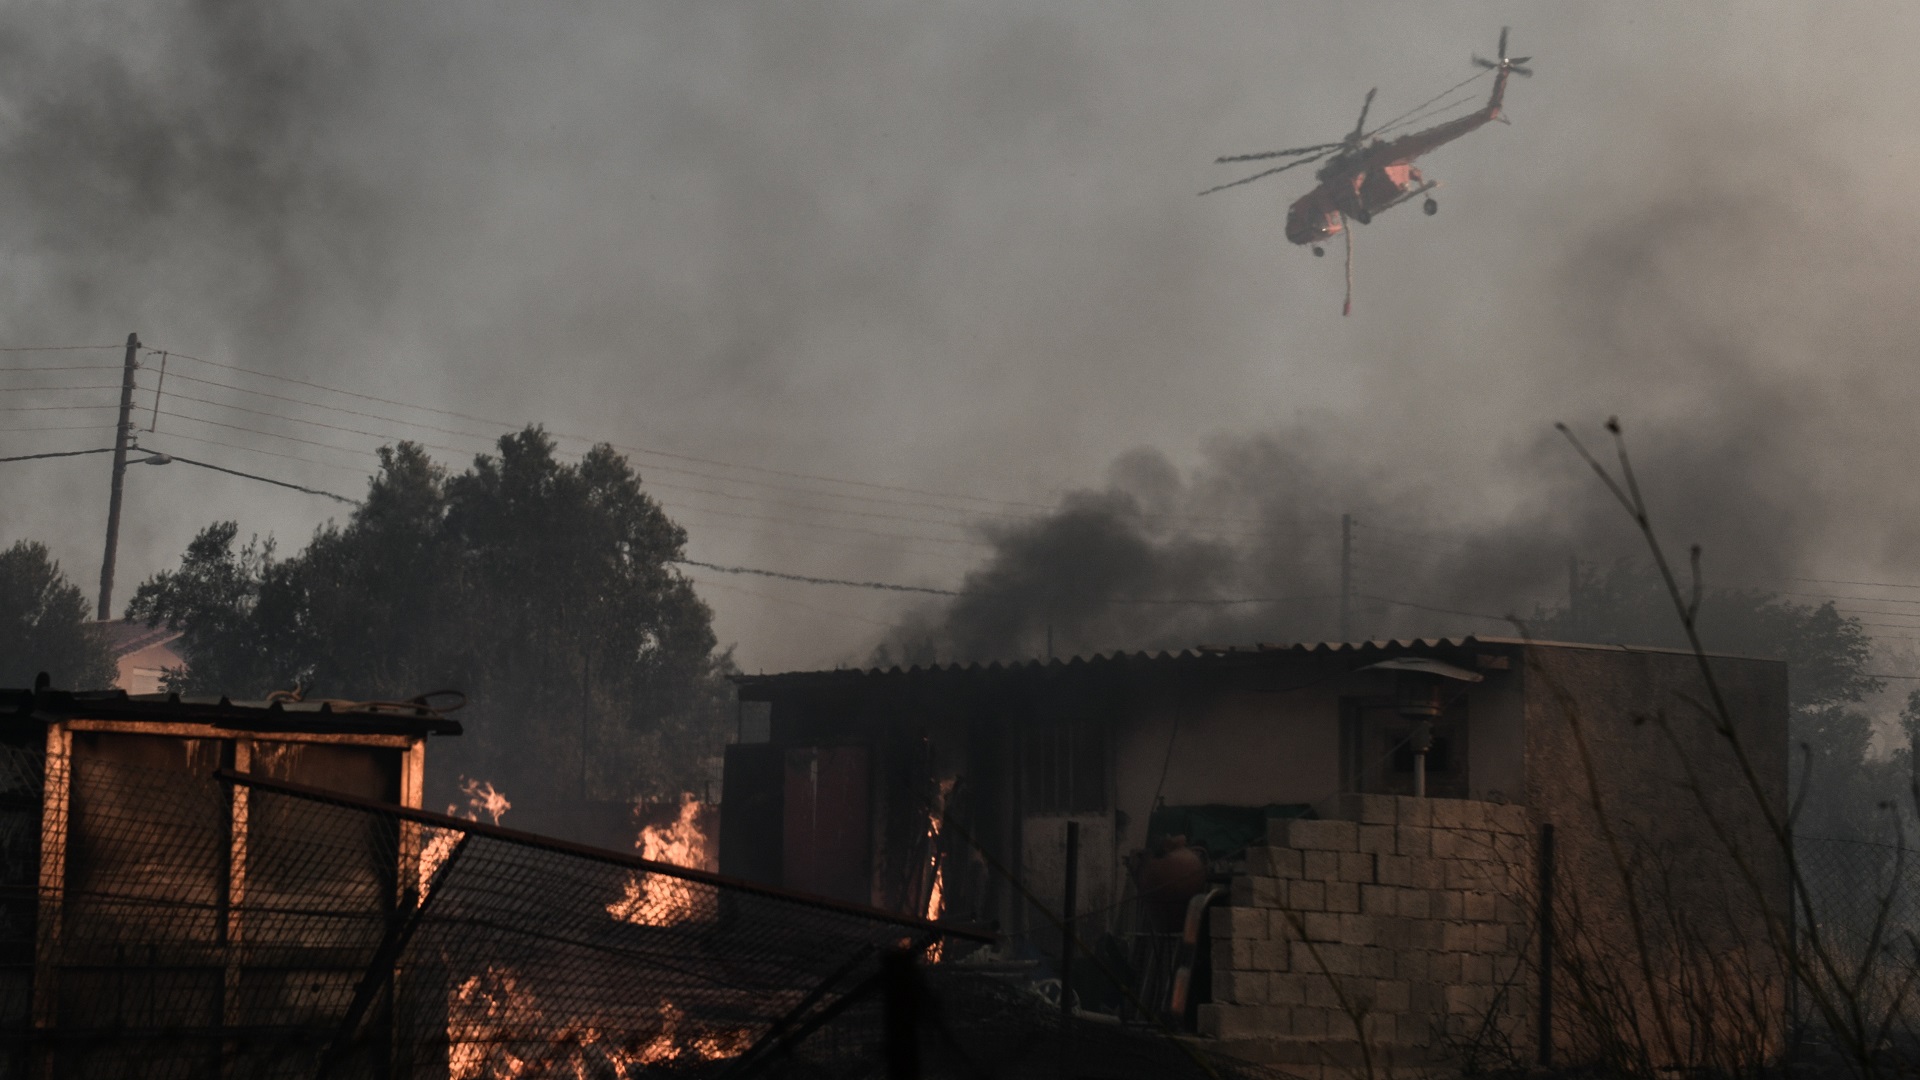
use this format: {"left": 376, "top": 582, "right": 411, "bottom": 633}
{"left": 96, "top": 332, "right": 140, "bottom": 621}
{"left": 1338, "top": 513, "right": 1353, "bottom": 641}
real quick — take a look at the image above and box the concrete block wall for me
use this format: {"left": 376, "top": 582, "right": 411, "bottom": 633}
{"left": 1196, "top": 795, "right": 1537, "bottom": 1069}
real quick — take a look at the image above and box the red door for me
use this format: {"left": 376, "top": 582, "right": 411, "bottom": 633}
{"left": 782, "top": 746, "right": 871, "bottom": 906}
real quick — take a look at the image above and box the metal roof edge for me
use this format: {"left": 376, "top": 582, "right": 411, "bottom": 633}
{"left": 730, "top": 632, "right": 1779, "bottom": 688}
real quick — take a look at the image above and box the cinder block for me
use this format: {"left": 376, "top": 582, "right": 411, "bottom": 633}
{"left": 1268, "top": 908, "right": 1300, "bottom": 942}
{"left": 1432, "top": 891, "right": 1464, "bottom": 921}
{"left": 1462, "top": 891, "right": 1496, "bottom": 922}
{"left": 1433, "top": 828, "right": 1494, "bottom": 862}
{"left": 1395, "top": 825, "right": 1434, "bottom": 858}
{"left": 1303, "top": 850, "right": 1341, "bottom": 882}
{"left": 1198, "top": 1003, "right": 1288, "bottom": 1039}
{"left": 1302, "top": 911, "right": 1340, "bottom": 941}
{"left": 1214, "top": 969, "right": 1268, "bottom": 1004}
{"left": 1429, "top": 950, "right": 1463, "bottom": 984}
{"left": 1361, "top": 883, "right": 1397, "bottom": 916}
{"left": 1397, "top": 887, "right": 1431, "bottom": 920}
{"left": 1229, "top": 877, "right": 1254, "bottom": 906}
{"left": 1196, "top": 1002, "right": 1226, "bottom": 1038}
{"left": 1254, "top": 938, "right": 1293, "bottom": 971}
{"left": 1289, "top": 880, "right": 1326, "bottom": 911}
{"left": 1291, "top": 1006, "right": 1330, "bottom": 1038}
{"left": 1376, "top": 915, "right": 1413, "bottom": 951}
{"left": 1269, "top": 972, "right": 1309, "bottom": 1006}
{"left": 1338, "top": 851, "right": 1376, "bottom": 883}
{"left": 1462, "top": 954, "right": 1493, "bottom": 985}
{"left": 1250, "top": 876, "right": 1285, "bottom": 908}
{"left": 1444, "top": 858, "right": 1490, "bottom": 891}
{"left": 1376, "top": 854, "right": 1412, "bottom": 888}
{"left": 1428, "top": 799, "right": 1468, "bottom": 830}
{"left": 1216, "top": 936, "right": 1263, "bottom": 970}
{"left": 1216, "top": 906, "right": 1268, "bottom": 939}
{"left": 1281, "top": 818, "right": 1359, "bottom": 852}
{"left": 1448, "top": 922, "right": 1490, "bottom": 952}
{"left": 1357, "top": 823, "right": 1396, "bottom": 855}
{"left": 1493, "top": 831, "right": 1530, "bottom": 865}
{"left": 1445, "top": 985, "right": 1493, "bottom": 1016}
{"left": 1374, "top": 978, "right": 1412, "bottom": 1014}
{"left": 1265, "top": 845, "right": 1305, "bottom": 880}
{"left": 1396, "top": 951, "right": 1427, "bottom": 983}
{"left": 1361, "top": 1012, "right": 1397, "bottom": 1045}
{"left": 1292, "top": 971, "right": 1341, "bottom": 1009}
{"left": 1475, "top": 923, "right": 1509, "bottom": 954}
{"left": 1325, "top": 881, "right": 1360, "bottom": 913}
{"left": 1337, "top": 912, "right": 1375, "bottom": 945}
{"left": 1360, "top": 945, "right": 1396, "bottom": 978}
{"left": 1409, "top": 857, "right": 1445, "bottom": 890}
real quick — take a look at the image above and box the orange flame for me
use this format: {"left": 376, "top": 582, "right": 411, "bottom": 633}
{"left": 924, "top": 810, "right": 947, "bottom": 962}
{"left": 448, "top": 965, "right": 754, "bottom": 1077}
{"left": 422, "top": 778, "right": 512, "bottom": 897}
{"left": 607, "top": 793, "right": 715, "bottom": 927}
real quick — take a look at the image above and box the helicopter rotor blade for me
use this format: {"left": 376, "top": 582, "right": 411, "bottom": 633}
{"left": 1497, "top": 26, "right": 1509, "bottom": 60}
{"left": 1348, "top": 88, "right": 1377, "bottom": 142}
{"left": 1214, "top": 143, "right": 1343, "bottom": 164}
{"left": 1508, "top": 63, "right": 1533, "bottom": 77}
{"left": 1472, "top": 55, "right": 1501, "bottom": 71}
{"left": 1196, "top": 151, "right": 1332, "bottom": 196}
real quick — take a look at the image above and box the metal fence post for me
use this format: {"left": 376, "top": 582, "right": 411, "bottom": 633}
{"left": 1537, "top": 822, "right": 1555, "bottom": 1068}
{"left": 1061, "top": 820, "right": 1079, "bottom": 1080}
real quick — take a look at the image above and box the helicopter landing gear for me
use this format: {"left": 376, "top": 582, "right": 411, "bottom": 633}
{"left": 1423, "top": 197, "right": 1438, "bottom": 216}
{"left": 1312, "top": 245, "right": 1325, "bottom": 257}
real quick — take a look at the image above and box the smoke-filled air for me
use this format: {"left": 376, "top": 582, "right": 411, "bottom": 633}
{"left": 7, "top": 1, "right": 1920, "bottom": 800}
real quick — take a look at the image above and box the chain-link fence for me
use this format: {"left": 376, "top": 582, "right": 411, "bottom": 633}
{"left": 0, "top": 742, "right": 998, "bottom": 1079}
{"left": 1792, "top": 835, "right": 1920, "bottom": 1039}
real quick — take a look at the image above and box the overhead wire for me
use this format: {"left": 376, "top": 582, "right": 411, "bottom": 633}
{"left": 136, "top": 443, "right": 360, "bottom": 506}
{"left": 0, "top": 446, "right": 116, "bottom": 463}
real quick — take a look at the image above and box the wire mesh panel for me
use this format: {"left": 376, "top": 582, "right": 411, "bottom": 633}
{"left": 1793, "top": 835, "right": 1920, "bottom": 1036}
{"left": 0, "top": 742, "right": 986, "bottom": 1079}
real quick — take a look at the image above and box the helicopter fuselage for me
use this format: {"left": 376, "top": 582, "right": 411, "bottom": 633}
{"left": 1283, "top": 65, "right": 1512, "bottom": 247}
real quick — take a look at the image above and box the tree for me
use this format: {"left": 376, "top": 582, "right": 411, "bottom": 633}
{"left": 0, "top": 540, "right": 117, "bottom": 690}
{"left": 128, "top": 429, "right": 731, "bottom": 807}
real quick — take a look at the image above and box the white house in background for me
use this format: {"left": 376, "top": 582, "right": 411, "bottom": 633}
{"left": 95, "top": 620, "right": 186, "bottom": 694}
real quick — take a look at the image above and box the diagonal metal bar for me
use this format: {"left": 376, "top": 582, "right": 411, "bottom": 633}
{"left": 314, "top": 833, "right": 471, "bottom": 1079}
{"left": 216, "top": 767, "right": 991, "bottom": 944}
{"left": 716, "top": 942, "right": 883, "bottom": 1080}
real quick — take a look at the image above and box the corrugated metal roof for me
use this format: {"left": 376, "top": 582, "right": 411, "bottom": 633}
{"left": 93, "top": 618, "right": 186, "bottom": 658}
{"left": 733, "top": 634, "right": 1771, "bottom": 691}
{"left": 0, "top": 687, "right": 463, "bottom": 737}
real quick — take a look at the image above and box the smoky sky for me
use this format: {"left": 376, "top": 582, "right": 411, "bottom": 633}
{"left": 1, "top": 2, "right": 1917, "bottom": 677}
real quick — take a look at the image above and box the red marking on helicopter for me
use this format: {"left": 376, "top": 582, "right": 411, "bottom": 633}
{"left": 1203, "top": 28, "right": 1532, "bottom": 315}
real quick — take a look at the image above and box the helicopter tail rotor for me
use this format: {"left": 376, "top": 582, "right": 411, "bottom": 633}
{"left": 1473, "top": 26, "right": 1533, "bottom": 77}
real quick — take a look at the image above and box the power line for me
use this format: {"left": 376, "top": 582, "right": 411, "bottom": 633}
{"left": 0, "top": 446, "right": 115, "bottom": 463}
{"left": 0, "top": 345, "right": 124, "bottom": 353}
{"left": 1793, "top": 576, "right": 1920, "bottom": 592}
{"left": 1357, "top": 593, "right": 1511, "bottom": 623}
{"left": 138, "top": 444, "right": 360, "bottom": 506}
{"left": 0, "top": 365, "right": 124, "bottom": 374}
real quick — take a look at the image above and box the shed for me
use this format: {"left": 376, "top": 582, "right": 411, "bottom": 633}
{"left": 0, "top": 684, "right": 460, "bottom": 1076}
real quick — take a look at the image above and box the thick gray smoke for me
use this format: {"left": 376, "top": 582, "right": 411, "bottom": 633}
{"left": 898, "top": 111, "right": 1920, "bottom": 663}
{"left": 5, "top": 2, "right": 1920, "bottom": 685}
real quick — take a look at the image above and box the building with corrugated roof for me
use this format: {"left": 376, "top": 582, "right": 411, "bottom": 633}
{"left": 723, "top": 635, "right": 1790, "bottom": 1068}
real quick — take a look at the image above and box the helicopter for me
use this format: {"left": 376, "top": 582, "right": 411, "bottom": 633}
{"left": 1203, "top": 28, "right": 1532, "bottom": 313}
